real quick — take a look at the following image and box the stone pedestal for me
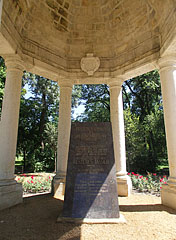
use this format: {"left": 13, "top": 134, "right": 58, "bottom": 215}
{"left": 159, "top": 55, "right": 176, "bottom": 210}
{"left": 0, "top": 180, "right": 23, "bottom": 211}
{"left": 117, "top": 175, "right": 132, "bottom": 197}
{"left": 109, "top": 80, "right": 132, "bottom": 196}
{"left": 53, "top": 177, "right": 65, "bottom": 199}
{"left": 161, "top": 184, "right": 176, "bottom": 210}
{"left": 0, "top": 55, "right": 24, "bottom": 210}
{"left": 53, "top": 83, "right": 72, "bottom": 198}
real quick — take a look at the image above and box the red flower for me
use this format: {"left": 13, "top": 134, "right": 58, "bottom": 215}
{"left": 160, "top": 178, "right": 163, "bottom": 182}
{"left": 136, "top": 174, "right": 139, "bottom": 176}
{"left": 153, "top": 173, "right": 157, "bottom": 176}
{"left": 31, "top": 176, "right": 34, "bottom": 180}
{"left": 146, "top": 178, "right": 148, "bottom": 180}
{"left": 163, "top": 175, "right": 167, "bottom": 178}
{"left": 131, "top": 172, "right": 134, "bottom": 175}
{"left": 31, "top": 180, "right": 33, "bottom": 184}
{"left": 139, "top": 176, "right": 143, "bottom": 179}
{"left": 49, "top": 176, "right": 51, "bottom": 179}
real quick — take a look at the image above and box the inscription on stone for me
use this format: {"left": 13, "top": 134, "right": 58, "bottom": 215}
{"left": 62, "top": 122, "right": 120, "bottom": 219}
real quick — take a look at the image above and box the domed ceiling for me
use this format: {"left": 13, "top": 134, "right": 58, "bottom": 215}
{"left": 1, "top": 0, "right": 176, "bottom": 78}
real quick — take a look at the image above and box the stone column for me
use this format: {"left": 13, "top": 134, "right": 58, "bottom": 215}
{"left": 0, "top": 55, "right": 24, "bottom": 210}
{"left": 158, "top": 55, "right": 176, "bottom": 209}
{"left": 109, "top": 81, "right": 132, "bottom": 196}
{"left": 53, "top": 82, "right": 72, "bottom": 199}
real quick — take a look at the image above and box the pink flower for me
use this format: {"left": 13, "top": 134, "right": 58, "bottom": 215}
{"left": 17, "top": 178, "right": 21, "bottom": 181}
{"left": 146, "top": 178, "right": 148, "bottom": 180}
{"left": 153, "top": 173, "right": 157, "bottom": 176}
{"left": 49, "top": 176, "right": 51, "bottom": 179}
{"left": 160, "top": 178, "right": 163, "bottom": 182}
{"left": 131, "top": 172, "right": 134, "bottom": 175}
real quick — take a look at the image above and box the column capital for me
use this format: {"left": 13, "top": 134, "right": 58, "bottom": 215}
{"left": 158, "top": 55, "right": 176, "bottom": 72}
{"left": 3, "top": 54, "right": 25, "bottom": 72}
{"left": 108, "top": 76, "right": 124, "bottom": 89}
{"left": 58, "top": 81, "right": 73, "bottom": 90}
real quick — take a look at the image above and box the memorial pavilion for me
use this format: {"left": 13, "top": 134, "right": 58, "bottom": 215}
{"left": 0, "top": 0, "right": 176, "bottom": 211}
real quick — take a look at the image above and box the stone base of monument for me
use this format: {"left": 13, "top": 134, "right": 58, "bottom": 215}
{"left": 0, "top": 180, "right": 23, "bottom": 210}
{"left": 57, "top": 214, "right": 126, "bottom": 224}
{"left": 161, "top": 184, "right": 176, "bottom": 210}
{"left": 52, "top": 177, "right": 65, "bottom": 200}
{"left": 117, "top": 175, "right": 132, "bottom": 197}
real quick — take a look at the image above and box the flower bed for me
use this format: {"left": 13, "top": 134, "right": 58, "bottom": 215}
{"left": 128, "top": 172, "right": 168, "bottom": 195}
{"left": 15, "top": 173, "right": 53, "bottom": 193}
{"left": 15, "top": 172, "right": 168, "bottom": 196}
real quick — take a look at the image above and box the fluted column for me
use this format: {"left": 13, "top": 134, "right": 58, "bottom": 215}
{"left": 0, "top": 55, "right": 24, "bottom": 210}
{"left": 109, "top": 80, "right": 132, "bottom": 196}
{"left": 53, "top": 82, "right": 72, "bottom": 198}
{"left": 158, "top": 55, "right": 176, "bottom": 209}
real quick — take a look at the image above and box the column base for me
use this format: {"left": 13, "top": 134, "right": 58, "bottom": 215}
{"left": 116, "top": 175, "right": 132, "bottom": 197}
{"left": 161, "top": 184, "right": 176, "bottom": 210}
{"left": 52, "top": 176, "right": 66, "bottom": 200}
{"left": 0, "top": 180, "right": 23, "bottom": 211}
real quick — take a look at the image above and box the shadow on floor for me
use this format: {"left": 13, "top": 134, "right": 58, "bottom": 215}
{"left": 120, "top": 204, "right": 176, "bottom": 215}
{"left": 0, "top": 193, "right": 81, "bottom": 240}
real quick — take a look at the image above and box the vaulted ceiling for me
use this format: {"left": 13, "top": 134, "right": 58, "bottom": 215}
{"left": 1, "top": 0, "right": 176, "bottom": 79}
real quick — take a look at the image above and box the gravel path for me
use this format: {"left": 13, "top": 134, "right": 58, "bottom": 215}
{"left": 0, "top": 193, "right": 176, "bottom": 240}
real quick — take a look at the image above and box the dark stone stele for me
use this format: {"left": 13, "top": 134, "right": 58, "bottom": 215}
{"left": 62, "top": 122, "right": 120, "bottom": 220}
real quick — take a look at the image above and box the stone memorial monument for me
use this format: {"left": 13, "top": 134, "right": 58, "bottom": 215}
{"left": 58, "top": 122, "right": 125, "bottom": 223}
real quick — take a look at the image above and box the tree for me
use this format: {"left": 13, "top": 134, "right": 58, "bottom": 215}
{"left": 17, "top": 73, "right": 60, "bottom": 172}
{"left": 123, "top": 71, "right": 167, "bottom": 172}
{"left": 75, "top": 84, "right": 110, "bottom": 122}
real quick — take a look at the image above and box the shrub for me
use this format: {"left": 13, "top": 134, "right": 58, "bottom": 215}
{"left": 16, "top": 174, "right": 53, "bottom": 193}
{"left": 129, "top": 172, "right": 168, "bottom": 194}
